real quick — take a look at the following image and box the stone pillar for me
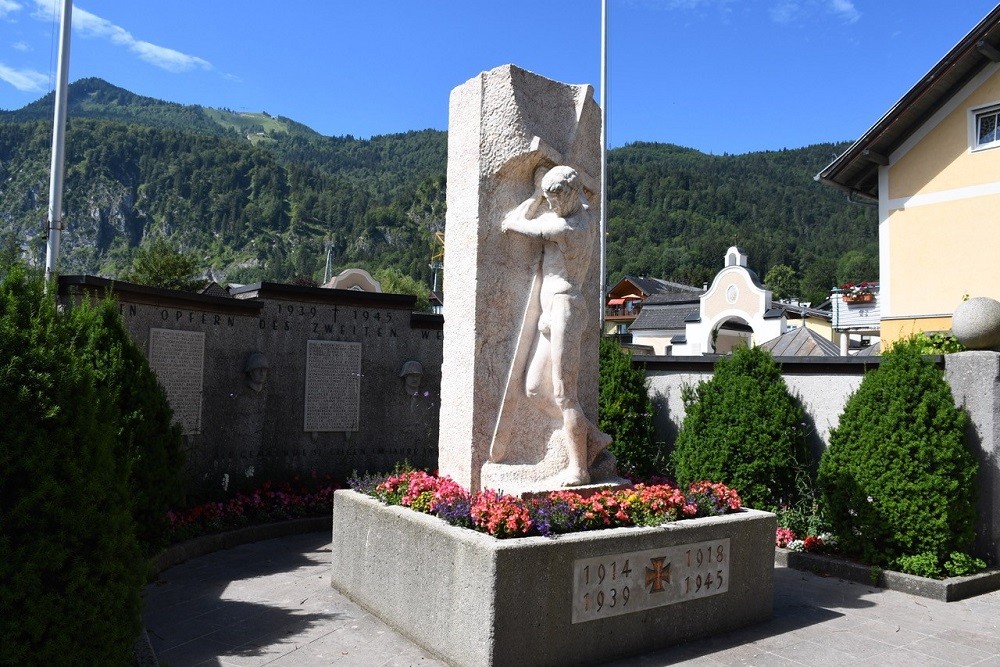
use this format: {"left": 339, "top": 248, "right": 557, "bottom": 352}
{"left": 437, "top": 65, "right": 604, "bottom": 493}
{"left": 945, "top": 351, "right": 1000, "bottom": 565}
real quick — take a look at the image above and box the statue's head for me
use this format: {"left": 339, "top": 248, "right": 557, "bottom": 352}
{"left": 541, "top": 166, "right": 583, "bottom": 216}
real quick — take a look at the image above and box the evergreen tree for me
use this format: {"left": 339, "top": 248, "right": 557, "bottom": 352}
{"left": 0, "top": 267, "right": 145, "bottom": 664}
{"left": 818, "top": 340, "right": 977, "bottom": 569}
{"left": 598, "top": 338, "right": 663, "bottom": 478}
{"left": 671, "top": 345, "right": 810, "bottom": 509}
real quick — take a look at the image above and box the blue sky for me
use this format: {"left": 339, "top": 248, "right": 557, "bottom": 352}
{"left": 0, "top": 1, "right": 998, "bottom": 154}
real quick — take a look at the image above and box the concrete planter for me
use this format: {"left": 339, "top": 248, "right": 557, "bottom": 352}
{"left": 331, "top": 489, "right": 776, "bottom": 667}
{"left": 775, "top": 548, "right": 1000, "bottom": 602}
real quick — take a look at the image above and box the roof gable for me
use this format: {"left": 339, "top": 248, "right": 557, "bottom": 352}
{"left": 818, "top": 6, "right": 1000, "bottom": 199}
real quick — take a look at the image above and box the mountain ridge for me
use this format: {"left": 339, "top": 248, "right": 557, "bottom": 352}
{"left": 0, "top": 78, "right": 875, "bottom": 301}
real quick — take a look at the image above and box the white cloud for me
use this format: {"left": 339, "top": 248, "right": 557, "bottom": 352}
{"left": 0, "top": 62, "right": 47, "bottom": 91}
{"left": 29, "top": 0, "right": 211, "bottom": 73}
{"left": 769, "top": 1, "right": 799, "bottom": 24}
{"left": 12, "top": 41, "right": 29, "bottom": 51}
{"left": 0, "top": 0, "right": 22, "bottom": 19}
{"left": 769, "top": 0, "right": 859, "bottom": 25}
{"left": 829, "top": 0, "right": 860, "bottom": 24}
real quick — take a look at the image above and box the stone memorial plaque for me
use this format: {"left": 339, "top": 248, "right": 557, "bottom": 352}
{"left": 304, "top": 340, "right": 362, "bottom": 432}
{"left": 572, "top": 538, "right": 730, "bottom": 623}
{"left": 148, "top": 328, "right": 205, "bottom": 435}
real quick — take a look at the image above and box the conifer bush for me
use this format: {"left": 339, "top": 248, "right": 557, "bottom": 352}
{"left": 0, "top": 268, "right": 145, "bottom": 664}
{"left": 70, "top": 298, "right": 185, "bottom": 555}
{"left": 671, "top": 345, "right": 810, "bottom": 509}
{"left": 817, "top": 339, "right": 977, "bottom": 571}
{"left": 598, "top": 337, "right": 664, "bottom": 478}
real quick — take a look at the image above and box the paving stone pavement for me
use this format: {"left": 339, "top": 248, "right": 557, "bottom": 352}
{"left": 143, "top": 531, "right": 1000, "bottom": 666}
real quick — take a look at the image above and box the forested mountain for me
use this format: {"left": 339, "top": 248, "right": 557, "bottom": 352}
{"left": 0, "top": 78, "right": 875, "bottom": 299}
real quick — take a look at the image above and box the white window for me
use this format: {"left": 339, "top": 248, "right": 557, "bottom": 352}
{"left": 974, "top": 106, "right": 1000, "bottom": 150}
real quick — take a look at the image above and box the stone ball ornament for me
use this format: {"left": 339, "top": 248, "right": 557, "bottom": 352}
{"left": 952, "top": 296, "right": 1000, "bottom": 350}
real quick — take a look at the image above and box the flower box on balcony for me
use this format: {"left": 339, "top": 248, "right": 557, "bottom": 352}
{"left": 843, "top": 293, "right": 874, "bottom": 304}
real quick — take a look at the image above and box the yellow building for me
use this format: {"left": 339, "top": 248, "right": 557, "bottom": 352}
{"left": 818, "top": 6, "right": 1000, "bottom": 346}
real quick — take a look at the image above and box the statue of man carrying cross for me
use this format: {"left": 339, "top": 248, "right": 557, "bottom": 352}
{"left": 499, "top": 164, "right": 611, "bottom": 486}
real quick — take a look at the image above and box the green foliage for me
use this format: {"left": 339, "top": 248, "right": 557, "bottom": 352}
{"left": 836, "top": 249, "right": 879, "bottom": 286}
{"left": 606, "top": 142, "right": 877, "bottom": 292}
{"left": 817, "top": 339, "right": 978, "bottom": 569}
{"left": 764, "top": 264, "right": 799, "bottom": 301}
{"left": 913, "top": 331, "right": 966, "bottom": 354}
{"left": 0, "top": 267, "right": 144, "bottom": 664}
{"left": 944, "top": 552, "right": 987, "bottom": 577}
{"left": 671, "top": 345, "right": 811, "bottom": 509}
{"left": 69, "top": 298, "right": 185, "bottom": 555}
{"left": 598, "top": 338, "right": 664, "bottom": 478}
{"left": 895, "top": 552, "right": 942, "bottom": 579}
{"left": 775, "top": 461, "right": 829, "bottom": 538}
{"left": 373, "top": 266, "right": 431, "bottom": 312}
{"left": 1, "top": 79, "right": 877, "bottom": 293}
{"left": 120, "top": 236, "right": 203, "bottom": 291}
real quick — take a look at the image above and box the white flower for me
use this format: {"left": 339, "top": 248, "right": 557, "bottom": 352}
{"left": 245, "top": 466, "right": 255, "bottom": 479}
{"left": 222, "top": 473, "right": 230, "bottom": 491}
{"left": 787, "top": 539, "right": 805, "bottom": 552}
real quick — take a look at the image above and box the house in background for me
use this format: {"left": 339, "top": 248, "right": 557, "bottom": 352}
{"left": 633, "top": 247, "right": 837, "bottom": 356}
{"left": 832, "top": 283, "right": 881, "bottom": 354}
{"left": 604, "top": 276, "right": 703, "bottom": 339}
{"left": 818, "top": 5, "right": 1000, "bottom": 346}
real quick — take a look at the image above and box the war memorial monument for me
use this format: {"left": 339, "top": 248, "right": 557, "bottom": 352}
{"left": 330, "top": 65, "right": 775, "bottom": 667}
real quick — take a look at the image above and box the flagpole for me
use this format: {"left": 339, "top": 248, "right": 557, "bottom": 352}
{"left": 44, "top": 0, "right": 72, "bottom": 285}
{"left": 599, "top": 0, "right": 608, "bottom": 333}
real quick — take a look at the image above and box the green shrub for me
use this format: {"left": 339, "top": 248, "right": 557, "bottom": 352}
{"left": 671, "top": 345, "right": 811, "bottom": 509}
{"left": 944, "top": 552, "right": 986, "bottom": 577}
{"left": 69, "top": 298, "right": 185, "bottom": 555}
{"left": 0, "top": 268, "right": 145, "bottom": 664}
{"left": 895, "top": 552, "right": 942, "bottom": 578}
{"left": 817, "top": 339, "right": 977, "bottom": 569}
{"left": 598, "top": 338, "right": 663, "bottom": 478}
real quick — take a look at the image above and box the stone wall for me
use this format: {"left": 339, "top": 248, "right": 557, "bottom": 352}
{"left": 59, "top": 276, "right": 443, "bottom": 498}
{"left": 643, "top": 353, "right": 1000, "bottom": 566}
{"left": 642, "top": 355, "right": 881, "bottom": 463}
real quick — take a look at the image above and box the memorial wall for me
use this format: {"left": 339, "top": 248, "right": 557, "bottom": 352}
{"left": 59, "top": 276, "right": 443, "bottom": 498}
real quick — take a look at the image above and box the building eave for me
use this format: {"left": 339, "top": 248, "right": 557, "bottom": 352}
{"left": 816, "top": 6, "right": 1000, "bottom": 199}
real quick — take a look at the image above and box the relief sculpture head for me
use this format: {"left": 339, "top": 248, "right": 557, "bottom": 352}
{"left": 244, "top": 352, "right": 269, "bottom": 393}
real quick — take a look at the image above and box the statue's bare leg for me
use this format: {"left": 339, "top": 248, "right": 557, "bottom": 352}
{"left": 549, "top": 294, "right": 589, "bottom": 486}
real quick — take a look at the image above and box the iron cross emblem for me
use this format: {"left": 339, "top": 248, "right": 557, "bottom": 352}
{"left": 645, "top": 557, "right": 671, "bottom": 593}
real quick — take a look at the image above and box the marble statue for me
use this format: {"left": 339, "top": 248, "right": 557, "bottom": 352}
{"left": 497, "top": 165, "right": 610, "bottom": 486}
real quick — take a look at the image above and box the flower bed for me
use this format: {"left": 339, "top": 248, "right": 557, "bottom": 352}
{"left": 166, "top": 477, "right": 340, "bottom": 543}
{"left": 349, "top": 469, "right": 743, "bottom": 537}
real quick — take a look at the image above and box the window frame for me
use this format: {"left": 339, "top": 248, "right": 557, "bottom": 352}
{"left": 971, "top": 103, "right": 1000, "bottom": 152}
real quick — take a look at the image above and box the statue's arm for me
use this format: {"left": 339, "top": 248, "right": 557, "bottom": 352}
{"left": 501, "top": 195, "right": 542, "bottom": 235}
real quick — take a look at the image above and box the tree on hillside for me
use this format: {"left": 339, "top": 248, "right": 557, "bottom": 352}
{"left": 764, "top": 264, "right": 799, "bottom": 301}
{"left": 120, "top": 237, "right": 203, "bottom": 291}
{"left": 836, "top": 249, "right": 879, "bottom": 285}
{"left": 374, "top": 267, "right": 431, "bottom": 312}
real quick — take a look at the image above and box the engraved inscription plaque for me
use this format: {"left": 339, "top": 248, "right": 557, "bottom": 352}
{"left": 148, "top": 328, "right": 205, "bottom": 435}
{"left": 572, "top": 538, "right": 730, "bottom": 623}
{"left": 304, "top": 340, "right": 362, "bottom": 432}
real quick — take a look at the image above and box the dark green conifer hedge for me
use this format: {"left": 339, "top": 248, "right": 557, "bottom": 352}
{"left": 70, "top": 297, "right": 185, "bottom": 555}
{"left": 598, "top": 338, "right": 663, "bottom": 478}
{"left": 671, "top": 345, "right": 810, "bottom": 509}
{"left": 817, "top": 340, "right": 977, "bottom": 569}
{"left": 0, "top": 268, "right": 144, "bottom": 663}
{"left": 0, "top": 267, "right": 183, "bottom": 662}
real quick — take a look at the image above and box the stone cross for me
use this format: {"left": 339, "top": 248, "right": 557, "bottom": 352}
{"left": 437, "top": 64, "right": 617, "bottom": 494}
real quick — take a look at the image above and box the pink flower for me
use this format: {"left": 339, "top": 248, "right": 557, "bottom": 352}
{"left": 775, "top": 527, "right": 796, "bottom": 548}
